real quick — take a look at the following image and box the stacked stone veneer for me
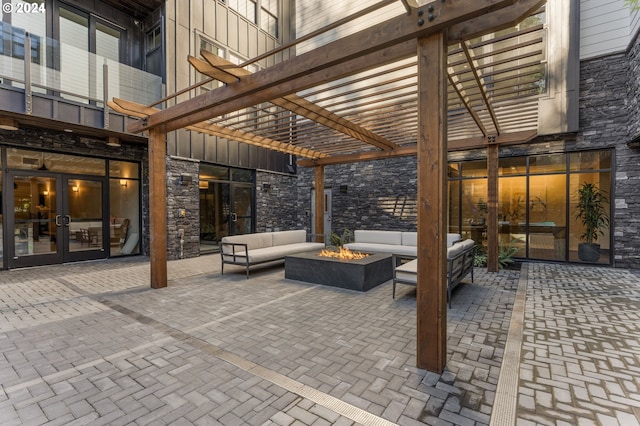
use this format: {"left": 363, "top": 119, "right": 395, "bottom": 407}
{"left": 575, "top": 36, "right": 640, "bottom": 269}
{"left": 294, "top": 157, "right": 419, "bottom": 236}
{"left": 166, "top": 157, "right": 200, "bottom": 260}
{"left": 255, "top": 171, "right": 299, "bottom": 232}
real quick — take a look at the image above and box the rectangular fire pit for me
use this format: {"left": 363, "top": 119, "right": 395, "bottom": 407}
{"left": 284, "top": 251, "right": 392, "bottom": 291}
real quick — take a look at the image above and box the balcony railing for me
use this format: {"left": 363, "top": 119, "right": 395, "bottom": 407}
{"left": 0, "top": 22, "right": 162, "bottom": 114}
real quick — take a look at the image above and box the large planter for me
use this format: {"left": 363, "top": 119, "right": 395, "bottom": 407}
{"left": 578, "top": 242, "right": 600, "bottom": 262}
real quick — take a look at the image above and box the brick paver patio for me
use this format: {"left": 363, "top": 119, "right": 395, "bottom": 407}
{"left": 0, "top": 255, "right": 638, "bottom": 425}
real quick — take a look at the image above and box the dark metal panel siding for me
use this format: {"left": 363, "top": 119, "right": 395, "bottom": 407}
{"left": 228, "top": 140, "right": 239, "bottom": 166}
{"left": 204, "top": 135, "right": 218, "bottom": 162}
{"left": 176, "top": 129, "right": 191, "bottom": 157}
{"left": 238, "top": 143, "right": 249, "bottom": 167}
{"left": 248, "top": 145, "right": 258, "bottom": 169}
{"left": 191, "top": 133, "right": 204, "bottom": 159}
{"left": 217, "top": 138, "right": 228, "bottom": 164}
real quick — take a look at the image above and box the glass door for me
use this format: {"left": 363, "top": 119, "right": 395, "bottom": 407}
{"left": 230, "top": 184, "right": 254, "bottom": 235}
{"left": 10, "top": 174, "right": 62, "bottom": 266}
{"left": 64, "top": 177, "right": 107, "bottom": 262}
{"left": 7, "top": 172, "right": 107, "bottom": 268}
{"left": 199, "top": 181, "right": 230, "bottom": 253}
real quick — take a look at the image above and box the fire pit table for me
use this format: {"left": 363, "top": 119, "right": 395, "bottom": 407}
{"left": 284, "top": 250, "right": 392, "bottom": 291}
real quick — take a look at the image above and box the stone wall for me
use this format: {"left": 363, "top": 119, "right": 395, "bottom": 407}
{"left": 295, "top": 157, "right": 420, "bottom": 237}
{"left": 166, "top": 157, "right": 200, "bottom": 260}
{"left": 255, "top": 171, "right": 299, "bottom": 232}
{"left": 577, "top": 46, "right": 639, "bottom": 269}
{"left": 629, "top": 32, "right": 640, "bottom": 141}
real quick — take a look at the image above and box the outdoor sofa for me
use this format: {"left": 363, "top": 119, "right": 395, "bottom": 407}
{"left": 391, "top": 238, "right": 475, "bottom": 307}
{"left": 344, "top": 230, "right": 462, "bottom": 256}
{"left": 220, "top": 230, "right": 325, "bottom": 278}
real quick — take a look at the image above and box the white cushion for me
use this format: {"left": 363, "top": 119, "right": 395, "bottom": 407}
{"left": 401, "top": 232, "right": 417, "bottom": 246}
{"left": 395, "top": 259, "right": 418, "bottom": 283}
{"left": 344, "top": 242, "right": 416, "bottom": 256}
{"left": 275, "top": 242, "right": 324, "bottom": 257}
{"left": 354, "top": 230, "right": 402, "bottom": 245}
{"left": 447, "top": 233, "right": 462, "bottom": 247}
{"left": 271, "top": 230, "right": 306, "bottom": 246}
{"left": 221, "top": 233, "right": 272, "bottom": 253}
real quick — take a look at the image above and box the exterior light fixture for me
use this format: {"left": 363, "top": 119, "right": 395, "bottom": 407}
{"left": 262, "top": 183, "right": 271, "bottom": 192}
{"left": 0, "top": 117, "right": 19, "bottom": 131}
{"left": 43, "top": 190, "right": 49, "bottom": 196}
{"left": 72, "top": 185, "right": 79, "bottom": 193}
{"left": 106, "top": 137, "right": 121, "bottom": 147}
{"left": 120, "top": 179, "right": 128, "bottom": 187}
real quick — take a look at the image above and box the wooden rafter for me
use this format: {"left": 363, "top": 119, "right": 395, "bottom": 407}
{"left": 109, "top": 98, "right": 327, "bottom": 159}
{"left": 447, "top": 65, "right": 488, "bottom": 136}
{"left": 190, "top": 52, "right": 398, "bottom": 151}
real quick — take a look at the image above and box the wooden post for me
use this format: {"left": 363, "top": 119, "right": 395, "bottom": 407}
{"left": 487, "top": 143, "right": 499, "bottom": 272}
{"left": 314, "top": 165, "right": 325, "bottom": 243}
{"left": 149, "top": 127, "right": 168, "bottom": 289}
{"left": 416, "top": 31, "right": 448, "bottom": 373}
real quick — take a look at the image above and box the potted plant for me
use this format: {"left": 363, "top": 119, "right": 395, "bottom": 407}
{"left": 574, "top": 182, "right": 609, "bottom": 262}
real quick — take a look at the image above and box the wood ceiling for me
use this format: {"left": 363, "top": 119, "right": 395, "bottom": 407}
{"left": 110, "top": 0, "right": 547, "bottom": 166}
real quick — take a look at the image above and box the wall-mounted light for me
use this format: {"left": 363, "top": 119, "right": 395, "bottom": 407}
{"left": 106, "top": 136, "right": 121, "bottom": 147}
{"left": 340, "top": 184, "right": 348, "bottom": 194}
{"left": 262, "top": 183, "right": 271, "bottom": 192}
{"left": 180, "top": 174, "right": 193, "bottom": 185}
{"left": 120, "top": 179, "right": 128, "bottom": 188}
{"left": 72, "top": 186, "right": 79, "bottom": 193}
{"left": 43, "top": 190, "right": 49, "bottom": 196}
{"left": 0, "top": 117, "right": 19, "bottom": 131}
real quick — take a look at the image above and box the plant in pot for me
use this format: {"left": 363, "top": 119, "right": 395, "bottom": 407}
{"left": 574, "top": 182, "right": 609, "bottom": 262}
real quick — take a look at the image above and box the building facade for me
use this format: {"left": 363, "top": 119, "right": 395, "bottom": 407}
{"left": 1, "top": 0, "right": 638, "bottom": 270}
{"left": 0, "top": 0, "right": 296, "bottom": 269}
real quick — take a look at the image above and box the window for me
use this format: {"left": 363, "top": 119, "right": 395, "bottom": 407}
{"left": 448, "top": 149, "right": 613, "bottom": 265}
{"left": 145, "top": 26, "right": 162, "bottom": 77}
{"left": 198, "top": 37, "right": 224, "bottom": 94}
{"left": 260, "top": 0, "right": 278, "bottom": 38}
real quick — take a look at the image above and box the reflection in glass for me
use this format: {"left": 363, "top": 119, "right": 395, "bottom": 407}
{"left": 7, "top": 148, "right": 106, "bottom": 175}
{"left": 109, "top": 178, "right": 140, "bottom": 256}
{"left": 68, "top": 179, "right": 103, "bottom": 252}
{"left": 528, "top": 174, "right": 566, "bottom": 261}
{"left": 200, "top": 182, "right": 231, "bottom": 253}
{"left": 498, "top": 176, "right": 526, "bottom": 257}
{"left": 461, "top": 178, "right": 488, "bottom": 246}
{"left": 13, "top": 176, "right": 58, "bottom": 256}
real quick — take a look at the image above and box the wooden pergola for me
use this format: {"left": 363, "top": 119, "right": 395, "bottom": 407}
{"left": 110, "top": 0, "right": 548, "bottom": 373}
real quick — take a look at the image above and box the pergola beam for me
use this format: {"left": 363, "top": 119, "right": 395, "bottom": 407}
{"left": 296, "top": 130, "right": 538, "bottom": 166}
{"left": 109, "top": 98, "right": 327, "bottom": 159}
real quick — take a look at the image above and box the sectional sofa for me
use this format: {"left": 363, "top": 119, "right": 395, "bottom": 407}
{"left": 344, "top": 230, "right": 462, "bottom": 256}
{"left": 220, "top": 230, "right": 325, "bottom": 278}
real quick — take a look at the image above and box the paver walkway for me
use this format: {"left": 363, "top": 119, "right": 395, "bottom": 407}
{"left": 0, "top": 255, "right": 638, "bottom": 425}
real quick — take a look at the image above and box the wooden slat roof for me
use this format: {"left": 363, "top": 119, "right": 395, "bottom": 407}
{"left": 111, "top": 0, "right": 547, "bottom": 166}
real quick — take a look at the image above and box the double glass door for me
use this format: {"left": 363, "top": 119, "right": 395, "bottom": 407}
{"left": 200, "top": 182, "right": 254, "bottom": 252}
{"left": 7, "top": 171, "right": 107, "bottom": 268}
